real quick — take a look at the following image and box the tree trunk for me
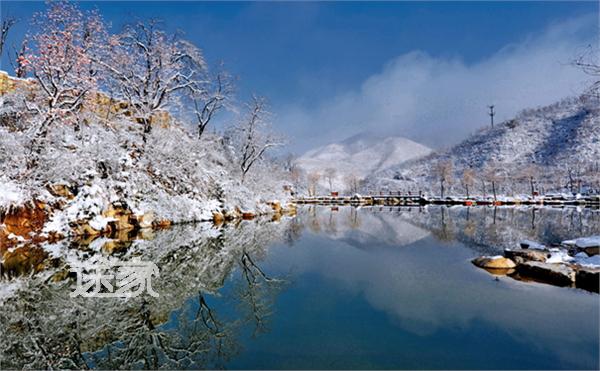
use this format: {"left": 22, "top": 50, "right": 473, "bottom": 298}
{"left": 530, "top": 176, "right": 535, "bottom": 196}
{"left": 481, "top": 180, "right": 486, "bottom": 198}
{"left": 440, "top": 179, "right": 445, "bottom": 199}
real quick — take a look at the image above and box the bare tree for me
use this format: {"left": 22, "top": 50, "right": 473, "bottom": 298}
{"left": 519, "top": 164, "right": 540, "bottom": 196}
{"left": 97, "top": 19, "right": 206, "bottom": 141}
{"left": 434, "top": 159, "right": 453, "bottom": 198}
{"left": 344, "top": 173, "right": 364, "bottom": 195}
{"left": 462, "top": 168, "right": 475, "bottom": 198}
{"left": 14, "top": 41, "right": 28, "bottom": 78}
{"left": 574, "top": 44, "right": 600, "bottom": 96}
{"left": 231, "top": 95, "right": 283, "bottom": 182}
{"left": 190, "top": 65, "right": 234, "bottom": 139}
{"left": 484, "top": 162, "right": 503, "bottom": 201}
{"left": 307, "top": 171, "right": 320, "bottom": 196}
{"left": 21, "top": 2, "right": 107, "bottom": 167}
{"left": 324, "top": 167, "right": 337, "bottom": 193}
{"left": 0, "top": 16, "right": 17, "bottom": 57}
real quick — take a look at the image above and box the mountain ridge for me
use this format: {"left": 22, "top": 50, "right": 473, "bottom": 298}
{"left": 371, "top": 95, "right": 600, "bottom": 195}
{"left": 297, "top": 133, "right": 432, "bottom": 192}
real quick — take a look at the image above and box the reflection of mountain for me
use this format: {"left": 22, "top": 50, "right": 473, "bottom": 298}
{"left": 298, "top": 206, "right": 430, "bottom": 248}
{"left": 269, "top": 208, "right": 600, "bottom": 369}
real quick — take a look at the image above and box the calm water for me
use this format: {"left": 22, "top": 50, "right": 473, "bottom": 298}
{"left": 1, "top": 206, "right": 599, "bottom": 369}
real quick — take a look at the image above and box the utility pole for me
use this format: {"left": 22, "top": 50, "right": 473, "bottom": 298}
{"left": 488, "top": 105, "right": 495, "bottom": 128}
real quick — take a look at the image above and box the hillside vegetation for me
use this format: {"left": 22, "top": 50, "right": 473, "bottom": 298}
{"left": 0, "top": 2, "right": 293, "bottom": 245}
{"left": 373, "top": 95, "right": 600, "bottom": 197}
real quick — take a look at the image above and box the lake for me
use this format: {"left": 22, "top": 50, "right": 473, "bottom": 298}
{"left": 1, "top": 206, "right": 599, "bottom": 369}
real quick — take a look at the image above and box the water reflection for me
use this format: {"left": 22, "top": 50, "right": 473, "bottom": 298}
{"left": 0, "top": 219, "right": 291, "bottom": 369}
{"left": 1, "top": 206, "right": 599, "bottom": 369}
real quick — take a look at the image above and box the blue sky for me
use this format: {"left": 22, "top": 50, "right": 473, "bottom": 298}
{"left": 1, "top": 1, "right": 597, "bottom": 151}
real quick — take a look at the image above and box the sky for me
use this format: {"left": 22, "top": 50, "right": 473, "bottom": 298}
{"left": 1, "top": 1, "right": 598, "bottom": 153}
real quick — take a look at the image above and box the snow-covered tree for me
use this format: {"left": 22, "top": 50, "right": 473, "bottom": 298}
{"left": 189, "top": 65, "right": 234, "bottom": 139}
{"left": 434, "top": 159, "right": 454, "bottom": 198}
{"left": 518, "top": 164, "right": 540, "bottom": 196}
{"left": 307, "top": 171, "right": 320, "bottom": 196}
{"left": 97, "top": 19, "right": 206, "bottom": 141}
{"left": 344, "top": 173, "right": 364, "bottom": 195}
{"left": 483, "top": 162, "right": 503, "bottom": 201}
{"left": 21, "top": 1, "right": 107, "bottom": 167}
{"left": 324, "top": 167, "right": 337, "bottom": 193}
{"left": 229, "top": 95, "right": 283, "bottom": 182}
{"left": 461, "top": 168, "right": 475, "bottom": 198}
{"left": 574, "top": 45, "right": 600, "bottom": 96}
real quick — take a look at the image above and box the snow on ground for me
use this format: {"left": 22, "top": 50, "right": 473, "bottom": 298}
{"left": 0, "top": 178, "right": 26, "bottom": 209}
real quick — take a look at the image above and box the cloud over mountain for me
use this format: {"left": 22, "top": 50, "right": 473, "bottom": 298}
{"left": 280, "top": 14, "right": 595, "bottom": 151}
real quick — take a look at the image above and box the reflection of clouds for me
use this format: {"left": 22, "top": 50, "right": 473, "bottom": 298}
{"left": 301, "top": 206, "right": 431, "bottom": 248}
{"left": 268, "top": 210, "right": 599, "bottom": 368}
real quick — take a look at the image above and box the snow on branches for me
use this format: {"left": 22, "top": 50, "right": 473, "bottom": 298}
{"left": 24, "top": 1, "right": 106, "bottom": 130}
{"left": 97, "top": 20, "right": 207, "bottom": 141}
{"left": 227, "top": 96, "right": 284, "bottom": 183}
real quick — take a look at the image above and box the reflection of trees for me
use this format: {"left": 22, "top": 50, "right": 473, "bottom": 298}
{"left": 306, "top": 205, "right": 322, "bottom": 234}
{"left": 1, "top": 218, "right": 294, "bottom": 369}
{"left": 432, "top": 206, "right": 455, "bottom": 242}
{"left": 234, "top": 251, "right": 285, "bottom": 337}
{"left": 349, "top": 207, "right": 360, "bottom": 229}
{"left": 325, "top": 209, "right": 338, "bottom": 235}
{"left": 284, "top": 217, "right": 304, "bottom": 246}
{"left": 396, "top": 206, "right": 600, "bottom": 254}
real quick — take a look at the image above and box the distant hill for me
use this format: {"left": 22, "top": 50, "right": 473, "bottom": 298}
{"left": 296, "top": 133, "right": 432, "bottom": 192}
{"left": 372, "top": 95, "right": 600, "bottom": 196}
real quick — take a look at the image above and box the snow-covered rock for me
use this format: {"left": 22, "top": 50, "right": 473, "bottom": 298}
{"left": 562, "top": 236, "right": 600, "bottom": 249}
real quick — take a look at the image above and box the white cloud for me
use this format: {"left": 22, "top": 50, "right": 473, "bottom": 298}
{"left": 279, "top": 14, "right": 595, "bottom": 152}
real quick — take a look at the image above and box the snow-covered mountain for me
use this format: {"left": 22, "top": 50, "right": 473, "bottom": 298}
{"left": 296, "top": 133, "right": 432, "bottom": 192}
{"left": 372, "top": 95, "right": 600, "bottom": 195}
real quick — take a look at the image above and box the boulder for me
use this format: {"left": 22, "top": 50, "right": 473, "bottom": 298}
{"left": 2, "top": 245, "right": 49, "bottom": 278}
{"left": 504, "top": 248, "right": 550, "bottom": 264}
{"left": 1, "top": 201, "right": 47, "bottom": 238}
{"left": 517, "top": 261, "right": 576, "bottom": 287}
{"left": 101, "top": 240, "right": 133, "bottom": 255}
{"left": 47, "top": 183, "right": 76, "bottom": 199}
{"left": 562, "top": 236, "right": 600, "bottom": 256}
{"left": 519, "top": 240, "right": 546, "bottom": 250}
{"left": 575, "top": 267, "right": 600, "bottom": 293}
{"left": 472, "top": 256, "right": 517, "bottom": 269}
{"left": 269, "top": 201, "right": 282, "bottom": 213}
{"left": 152, "top": 219, "right": 172, "bottom": 229}
{"left": 71, "top": 221, "right": 103, "bottom": 237}
{"left": 212, "top": 211, "right": 225, "bottom": 225}
{"left": 136, "top": 212, "right": 155, "bottom": 229}
{"left": 103, "top": 204, "right": 136, "bottom": 232}
{"left": 241, "top": 212, "right": 256, "bottom": 220}
{"left": 583, "top": 246, "right": 599, "bottom": 257}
